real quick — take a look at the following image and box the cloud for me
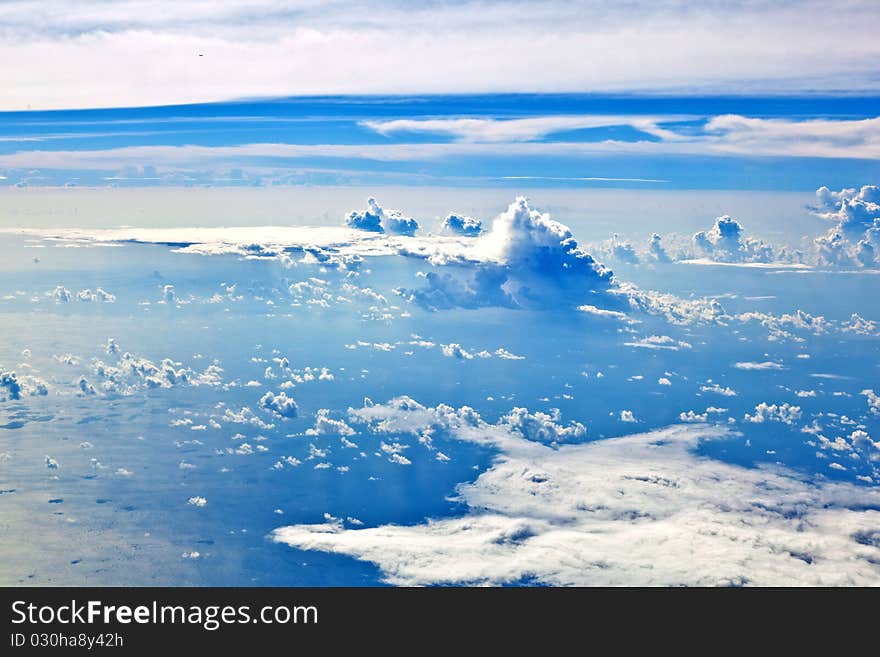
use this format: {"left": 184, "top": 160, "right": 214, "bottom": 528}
{"left": 259, "top": 390, "right": 299, "bottom": 418}
{"left": 498, "top": 407, "right": 586, "bottom": 444}
{"left": 273, "top": 404, "right": 880, "bottom": 585}
{"left": 75, "top": 287, "right": 116, "bottom": 302}
{"left": 691, "top": 216, "right": 776, "bottom": 264}
{"left": 53, "top": 286, "right": 72, "bottom": 303}
{"left": 647, "top": 233, "right": 671, "bottom": 263}
{"left": 0, "top": 368, "right": 48, "bottom": 400}
{"left": 610, "top": 235, "right": 640, "bottom": 265}
{"left": 362, "top": 115, "right": 688, "bottom": 143}
{"left": 863, "top": 389, "right": 880, "bottom": 416}
{"left": 700, "top": 383, "right": 737, "bottom": 397}
{"left": 3, "top": 115, "right": 879, "bottom": 185}
{"left": 734, "top": 361, "right": 784, "bottom": 371}
{"left": 346, "top": 197, "right": 418, "bottom": 235}
{"left": 744, "top": 402, "right": 802, "bottom": 425}
{"left": 305, "top": 409, "right": 355, "bottom": 437}
{"left": 702, "top": 115, "right": 880, "bottom": 159}
{"left": 624, "top": 335, "right": 691, "bottom": 351}
{"left": 398, "top": 197, "right": 617, "bottom": 311}
{"left": 3, "top": 2, "right": 880, "bottom": 110}
{"left": 442, "top": 213, "right": 482, "bottom": 237}
{"left": 811, "top": 185, "right": 880, "bottom": 267}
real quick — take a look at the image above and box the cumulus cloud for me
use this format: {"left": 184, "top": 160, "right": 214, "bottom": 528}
{"left": 305, "top": 409, "right": 355, "bottom": 436}
{"left": 259, "top": 390, "right": 298, "bottom": 418}
{"left": 0, "top": 368, "right": 48, "bottom": 400}
{"left": 346, "top": 197, "right": 419, "bottom": 236}
{"left": 498, "top": 407, "right": 586, "bottom": 444}
{"left": 443, "top": 213, "right": 483, "bottom": 237}
{"left": 811, "top": 185, "right": 880, "bottom": 267}
{"left": 691, "top": 216, "right": 776, "bottom": 264}
{"left": 273, "top": 407, "right": 880, "bottom": 586}
{"left": 744, "top": 402, "right": 802, "bottom": 424}
{"left": 398, "top": 197, "right": 617, "bottom": 311}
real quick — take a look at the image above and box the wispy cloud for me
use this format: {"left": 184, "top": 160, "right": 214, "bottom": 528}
{"left": 361, "top": 116, "right": 691, "bottom": 143}
{"left": 2, "top": 114, "right": 878, "bottom": 177}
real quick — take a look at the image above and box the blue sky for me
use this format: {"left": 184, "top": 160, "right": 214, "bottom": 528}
{"left": 1, "top": 2, "right": 878, "bottom": 190}
{"left": 1, "top": 94, "right": 879, "bottom": 190}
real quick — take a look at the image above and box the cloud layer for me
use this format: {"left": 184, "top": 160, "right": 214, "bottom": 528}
{"left": 274, "top": 398, "right": 880, "bottom": 586}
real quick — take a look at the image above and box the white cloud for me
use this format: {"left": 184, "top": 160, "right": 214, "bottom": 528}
{"left": 346, "top": 197, "right": 418, "bottom": 236}
{"left": 0, "top": 368, "right": 48, "bottom": 400}
{"left": 305, "top": 409, "right": 355, "bottom": 437}
{"left": 744, "top": 402, "right": 802, "bottom": 425}
{"left": 690, "top": 215, "right": 777, "bottom": 264}
{"left": 442, "top": 213, "right": 482, "bottom": 237}
{"left": 810, "top": 185, "right": 880, "bottom": 267}
{"left": 700, "top": 383, "right": 737, "bottom": 397}
{"left": 624, "top": 335, "right": 692, "bottom": 351}
{"left": 362, "top": 115, "right": 689, "bottom": 143}
{"left": 499, "top": 407, "right": 586, "bottom": 444}
{"left": 440, "top": 343, "right": 473, "bottom": 360}
{"left": 399, "top": 197, "right": 617, "bottom": 311}
{"left": 259, "top": 390, "right": 298, "bottom": 419}
{"left": 273, "top": 410, "right": 880, "bottom": 586}
{"left": 734, "top": 361, "right": 784, "bottom": 371}
{"left": 2, "top": 2, "right": 880, "bottom": 110}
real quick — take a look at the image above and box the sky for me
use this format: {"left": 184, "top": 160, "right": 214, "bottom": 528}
{"left": 0, "top": 94, "right": 878, "bottom": 190}
{"left": 1, "top": 1, "right": 878, "bottom": 191}
{"left": 2, "top": 1, "right": 880, "bottom": 587}
{"left": 1, "top": 1, "right": 880, "bottom": 110}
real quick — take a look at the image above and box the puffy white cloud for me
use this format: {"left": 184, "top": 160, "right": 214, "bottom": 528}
{"left": 440, "top": 343, "right": 474, "bottom": 360}
{"left": 273, "top": 414, "right": 880, "bottom": 586}
{"left": 346, "top": 197, "right": 418, "bottom": 236}
{"left": 305, "top": 409, "right": 355, "bottom": 437}
{"left": 691, "top": 215, "right": 776, "bottom": 264}
{"left": 443, "top": 213, "right": 482, "bottom": 237}
{"left": 700, "top": 383, "right": 737, "bottom": 397}
{"left": 620, "top": 410, "right": 637, "bottom": 422}
{"left": 399, "top": 197, "right": 617, "bottom": 311}
{"left": 187, "top": 496, "right": 207, "bottom": 507}
{"left": 259, "top": 390, "right": 298, "bottom": 418}
{"left": 811, "top": 185, "right": 880, "bottom": 267}
{"left": 499, "top": 407, "right": 586, "bottom": 444}
{"left": 744, "top": 402, "right": 802, "bottom": 424}
{"left": 90, "top": 351, "right": 214, "bottom": 394}
{"left": 0, "top": 368, "right": 48, "bottom": 400}
{"left": 863, "top": 389, "right": 880, "bottom": 416}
